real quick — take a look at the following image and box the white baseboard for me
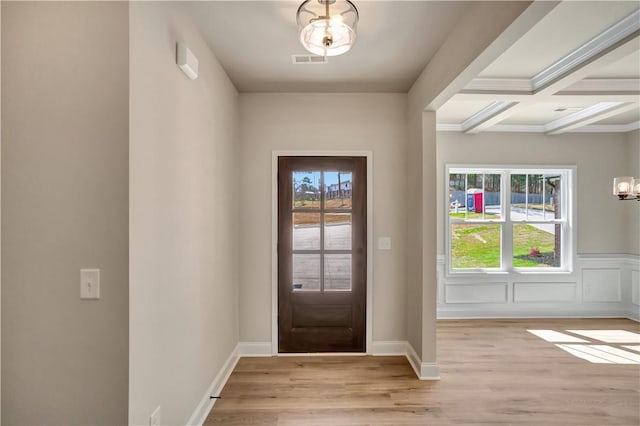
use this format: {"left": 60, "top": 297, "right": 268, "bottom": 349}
{"left": 437, "top": 308, "right": 627, "bottom": 319}
{"left": 405, "top": 343, "right": 422, "bottom": 378}
{"left": 405, "top": 343, "right": 440, "bottom": 381}
{"left": 237, "top": 341, "right": 273, "bottom": 357}
{"left": 187, "top": 345, "right": 239, "bottom": 426}
{"left": 419, "top": 362, "right": 440, "bottom": 380}
{"left": 625, "top": 307, "right": 640, "bottom": 322}
{"left": 370, "top": 340, "right": 407, "bottom": 355}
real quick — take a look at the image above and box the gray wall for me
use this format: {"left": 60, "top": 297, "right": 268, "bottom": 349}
{"left": 238, "top": 93, "right": 408, "bottom": 344}
{"left": 1, "top": 2, "right": 129, "bottom": 424}
{"left": 129, "top": 2, "right": 240, "bottom": 425}
{"left": 624, "top": 130, "right": 639, "bottom": 255}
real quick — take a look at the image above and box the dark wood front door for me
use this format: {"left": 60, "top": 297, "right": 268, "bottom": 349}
{"left": 278, "top": 156, "right": 366, "bottom": 353}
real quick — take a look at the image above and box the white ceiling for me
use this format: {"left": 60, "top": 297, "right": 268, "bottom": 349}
{"left": 187, "top": 1, "right": 470, "bottom": 92}
{"left": 185, "top": 1, "right": 640, "bottom": 133}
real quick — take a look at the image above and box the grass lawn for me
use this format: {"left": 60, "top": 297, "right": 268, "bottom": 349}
{"left": 450, "top": 212, "right": 499, "bottom": 220}
{"left": 451, "top": 223, "right": 501, "bottom": 268}
{"left": 451, "top": 221, "right": 557, "bottom": 268}
{"left": 512, "top": 224, "right": 557, "bottom": 267}
{"left": 293, "top": 198, "right": 353, "bottom": 226}
{"left": 294, "top": 199, "right": 352, "bottom": 209}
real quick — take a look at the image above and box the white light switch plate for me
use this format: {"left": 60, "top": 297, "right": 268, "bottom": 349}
{"left": 80, "top": 269, "right": 100, "bottom": 299}
{"left": 378, "top": 237, "right": 392, "bottom": 250}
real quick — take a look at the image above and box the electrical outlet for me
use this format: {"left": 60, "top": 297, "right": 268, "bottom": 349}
{"left": 149, "top": 406, "right": 161, "bottom": 426}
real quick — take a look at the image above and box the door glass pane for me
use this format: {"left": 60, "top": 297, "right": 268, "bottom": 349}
{"left": 293, "top": 254, "right": 320, "bottom": 291}
{"left": 324, "top": 213, "right": 351, "bottom": 250}
{"left": 324, "top": 254, "right": 352, "bottom": 291}
{"left": 484, "top": 173, "right": 501, "bottom": 219}
{"left": 510, "top": 174, "right": 526, "bottom": 220}
{"left": 324, "top": 171, "right": 352, "bottom": 209}
{"left": 513, "top": 223, "right": 560, "bottom": 268}
{"left": 293, "top": 171, "right": 321, "bottom": 208}
{"left": 293, "top": 213, "right": 320, "bottom": 250}
{"left": 450, "top": 223, "right": 501, "bottom": 269}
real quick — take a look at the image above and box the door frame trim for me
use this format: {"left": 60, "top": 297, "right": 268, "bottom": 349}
{"left": 271, "top": 151, "right": 373, "bottom": 355}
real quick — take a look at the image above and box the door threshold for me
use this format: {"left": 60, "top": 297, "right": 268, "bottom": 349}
{"left": 277, "top": 352, "right": 367, "bottom": 357}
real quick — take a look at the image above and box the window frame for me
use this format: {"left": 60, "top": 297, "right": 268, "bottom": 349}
{"left": 445, "top": 164, "right": 576, "bottom": 276}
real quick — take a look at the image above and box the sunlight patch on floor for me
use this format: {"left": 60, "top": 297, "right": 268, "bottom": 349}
{"left": 556, "top": 344, "right": 640, "bottom": 364}
{"left": 527, "top": 329, "right": 589, "bottom": 343}
{"left": 566, "top": 330, "right": 640, "bottom": 344}
{"left": 528, "top": 329, "right": 640, "bottom": 365}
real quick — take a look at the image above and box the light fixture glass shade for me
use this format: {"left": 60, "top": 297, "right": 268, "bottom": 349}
{"left": 613, "top": 176, "right": 634, "bottom": 198}
{"left": 632, "top": 180, "right": 640, "bottom": 197}
{"left": 297, "top": 0, "right": 358, "bottom": 57}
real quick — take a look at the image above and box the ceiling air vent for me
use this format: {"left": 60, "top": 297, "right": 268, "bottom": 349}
{"left": 291, "top": 54, "right": 328, "bottom": 65}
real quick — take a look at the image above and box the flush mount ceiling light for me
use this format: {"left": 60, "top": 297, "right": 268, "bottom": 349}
{"left": 296, "top": 0, "right": 359, "bottom": 57}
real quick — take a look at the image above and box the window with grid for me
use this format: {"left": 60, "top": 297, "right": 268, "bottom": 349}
{"left": 447, "top": 166, "right": 573, "bottom": 273}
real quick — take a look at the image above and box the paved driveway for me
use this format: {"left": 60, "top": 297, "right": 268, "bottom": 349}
{"left": 293, "top": 223, "right": 351, "bottom": 291}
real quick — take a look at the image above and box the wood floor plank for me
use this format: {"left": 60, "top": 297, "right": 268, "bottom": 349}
{"left": 205, "top": 318, "right": 640, "bottom": 425}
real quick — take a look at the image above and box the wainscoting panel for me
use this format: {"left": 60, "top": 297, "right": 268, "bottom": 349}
{"left": 445, "top": 283, "right": 508, "bottom": 304}
{"left": 582, "top": 269, "right": 621, "bottom": 302}
{"left": 437, "top": 254, "right": 639, "bottom": 319}
{"left": 513, "top": 282, "right": 576, "bottom": 303}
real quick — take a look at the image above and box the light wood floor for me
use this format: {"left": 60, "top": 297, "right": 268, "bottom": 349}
{"left": 205, "top": 318, "right": 640, "bottom": 425}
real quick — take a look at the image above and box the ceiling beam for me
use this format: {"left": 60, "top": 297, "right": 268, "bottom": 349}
{"left": 457, "top": 78, "right": 640, "bottom": 100}
{"left": 544, "top": 102, "right": 637, "bottom": 135}
{"left": 535, "top": 34, "right": 640, "bottom": 97}
{"left": 453, "top": 91, "right": 640, "bottom": 103}
{"left": 409, "top": 1, "right": 560, "bottom": 112}
{"left": 532, "top": 9, "right": 640, "bottom": 91}
{"left": 461, "top": 101, "right": 519, "bottom": 133}
{"left": 438, "top": 120, "right": 640, "bottom": 134}
{"left": 463, "top": 78, "right": 532, "bottom": 94}
{"left": 558, "top": 78, "right": 640, "bottom": 94}
{"left": 448, "top": 9, "right": 640, "bottom": 134}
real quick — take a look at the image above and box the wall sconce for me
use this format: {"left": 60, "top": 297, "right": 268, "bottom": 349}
{"left": 613, "top": 176, "right": 640, "bottom": 201}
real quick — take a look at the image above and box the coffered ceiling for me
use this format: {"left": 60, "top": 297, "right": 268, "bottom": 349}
{"left": 437, "top": 1, "right": 640, "bottom": 134}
